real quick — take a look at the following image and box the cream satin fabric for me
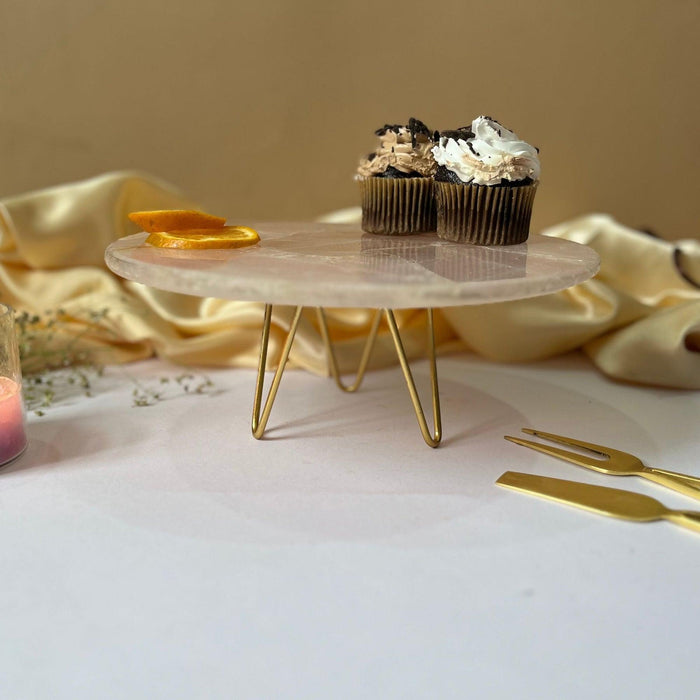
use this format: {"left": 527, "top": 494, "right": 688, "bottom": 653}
{"left": 1, "top": 172, "right": 698, "bottom": 388}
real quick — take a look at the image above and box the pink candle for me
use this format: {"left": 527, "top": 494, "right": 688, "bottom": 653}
{"left": 0, "top": 377, "right": 27, "bottom": 464}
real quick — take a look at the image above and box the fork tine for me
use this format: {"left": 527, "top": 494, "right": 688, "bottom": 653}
{"left": 521, "top": 428, "right": 612, "bottom": 458}
{"left": 520, "top": 429, "right": 644, "bottom": 464}
{"left": 525, "top": 428, "right": 650, "bottom": 468}
{"left": 504, "top": 435, "right": 605, "bottom": 469}
{"left": 506, "top": 428, "right": 646, "bottom": 471}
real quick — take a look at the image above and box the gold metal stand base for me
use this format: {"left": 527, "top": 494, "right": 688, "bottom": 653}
{"left": 252, "top": 305, "right": 442, "bottom": 447}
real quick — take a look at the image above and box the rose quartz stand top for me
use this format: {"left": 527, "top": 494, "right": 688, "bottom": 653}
{"left": 105, "top": 222, "right": 599, "bottom": 309}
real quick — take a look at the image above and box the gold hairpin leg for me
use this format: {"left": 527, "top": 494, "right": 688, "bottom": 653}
{"left": 384, "top": 308, "right": 442, "bottom": 448}
{"left": 316, "top": 307, "right": 382, "bottom": 392}
{"left": 251, "top": 304, "right": 441, "bottom": 447}
{"left": 251, "top": 304, "right": 303, "bottom": 439}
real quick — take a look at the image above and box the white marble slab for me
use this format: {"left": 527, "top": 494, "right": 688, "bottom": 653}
{"left": 106, "top": 222, "right": 600, "bottom": 308}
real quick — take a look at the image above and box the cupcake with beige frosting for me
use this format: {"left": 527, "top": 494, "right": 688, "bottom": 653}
{"left": 432, "top": 116, "right": 540, "bottom": 245}
{"left": 356, "top": 118, "right": 437, "bottom": 235}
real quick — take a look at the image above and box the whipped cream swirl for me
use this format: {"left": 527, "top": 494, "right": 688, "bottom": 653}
{"left": 357, "top": 119, "right": 437, "bottom": 178}
{"left": 432, "top": 116, "right": 540, "bottom": 185}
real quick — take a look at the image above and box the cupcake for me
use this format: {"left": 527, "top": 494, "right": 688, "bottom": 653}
{"left": 431, "top": 116, "right": 540, "bottom": 245}
{"left": 356, "top": 118, "right": 437, "bottom": 235}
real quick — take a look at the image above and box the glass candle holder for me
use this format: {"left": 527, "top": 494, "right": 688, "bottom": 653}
{"left": 1, "top": 304, "right": 27, "bottom": 466}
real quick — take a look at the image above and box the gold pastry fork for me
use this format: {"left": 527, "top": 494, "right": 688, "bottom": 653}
{"left": 504, "top": 428, "right": 700, "bottom": 501}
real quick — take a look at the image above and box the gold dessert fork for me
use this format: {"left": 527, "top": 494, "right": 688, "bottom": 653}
{"left": 504, "top": 428, "right": 700, "bottom": 501}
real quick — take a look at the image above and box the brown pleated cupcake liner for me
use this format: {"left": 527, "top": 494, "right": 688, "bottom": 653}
{"left": 434, "top": 181, "right": 538, "bottom": 245}
{"left": 358, "top": 177, "right": 437, "bottom": 235}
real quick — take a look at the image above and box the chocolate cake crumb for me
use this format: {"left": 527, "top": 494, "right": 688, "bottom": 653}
{"left": 407, "top": 117, "right": 432, "bottom": 147}
{"left": 374, "top": 124, "right": 404, "bottom": 136}
{"left": 374, "top": 118, "right": 433, "bottom": 147}
{"left": 440, "top": 128, "right": 474, "bottom": 141}
{"left": 434, "top": 165, "right": 464, "bottom": 184}
{"left": 374, "top": 166, "right": 416, "bottom": 179}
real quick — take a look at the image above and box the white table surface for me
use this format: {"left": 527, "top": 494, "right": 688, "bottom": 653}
{"left": 1, "top": 352, "right": 698, "bottom": 699}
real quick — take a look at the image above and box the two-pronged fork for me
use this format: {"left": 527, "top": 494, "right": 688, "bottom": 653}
{"left": 504, "top": 428, "right": 700, "bottom": 501}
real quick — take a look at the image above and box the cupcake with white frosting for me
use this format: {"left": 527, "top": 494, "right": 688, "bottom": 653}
{"left": 432, "top": 116, "right": 540, "bottom": 245}
{"left": 356, "top": 118, "right": 437, "bottom": 235}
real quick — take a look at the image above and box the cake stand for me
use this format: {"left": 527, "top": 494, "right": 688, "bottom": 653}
{"left": 105, "top": 222, "right": 600, "bottom": 447}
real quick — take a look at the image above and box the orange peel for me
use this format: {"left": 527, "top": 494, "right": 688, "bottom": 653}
{"left": 145, "top": 226, "right": 260, "bottom": 250}
{"left": 129, "top": 209, "right": 227, "bottom": 233}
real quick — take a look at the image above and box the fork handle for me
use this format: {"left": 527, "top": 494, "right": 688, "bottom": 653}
{"left": 665, "top": 511, "right": 700, "bottom": 534}
{"left": 643, "top": 470, "right": 700, "bottom": 501}
{"left": 645, "top": 466, "right": 700, "bottom": 487}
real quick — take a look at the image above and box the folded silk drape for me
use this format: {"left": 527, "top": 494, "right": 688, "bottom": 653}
{"left": 1, "top": 171, "right": 698, "bottom": 388}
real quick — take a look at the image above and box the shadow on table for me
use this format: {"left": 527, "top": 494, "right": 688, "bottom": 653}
{"left": 253, "top": 372, "right": 510, "bottom": 448}
{"left": 1, "top": 418, "right": 114, "bottom": 476}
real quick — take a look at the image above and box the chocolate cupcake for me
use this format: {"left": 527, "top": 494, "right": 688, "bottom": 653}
{"left": 356, "top": 118, "right": 437, "bottom": 235}
{"left": 432, "top": 116, "right": 540, "bottom": 245}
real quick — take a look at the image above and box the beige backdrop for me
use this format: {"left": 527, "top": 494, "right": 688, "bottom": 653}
{"left": 1, "top": 0, "right": 698, "bottom": 241}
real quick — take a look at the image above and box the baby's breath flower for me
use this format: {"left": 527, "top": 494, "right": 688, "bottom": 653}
{"left": 11, "top": 306, "right": 215, "bottom": 414}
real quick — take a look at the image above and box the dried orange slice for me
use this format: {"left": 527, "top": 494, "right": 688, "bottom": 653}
{"left": 145, "top": 226, "right": 260, "bottom": 249}
{"left": 129, "top": 209, "right": 226, "bottom": 233}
